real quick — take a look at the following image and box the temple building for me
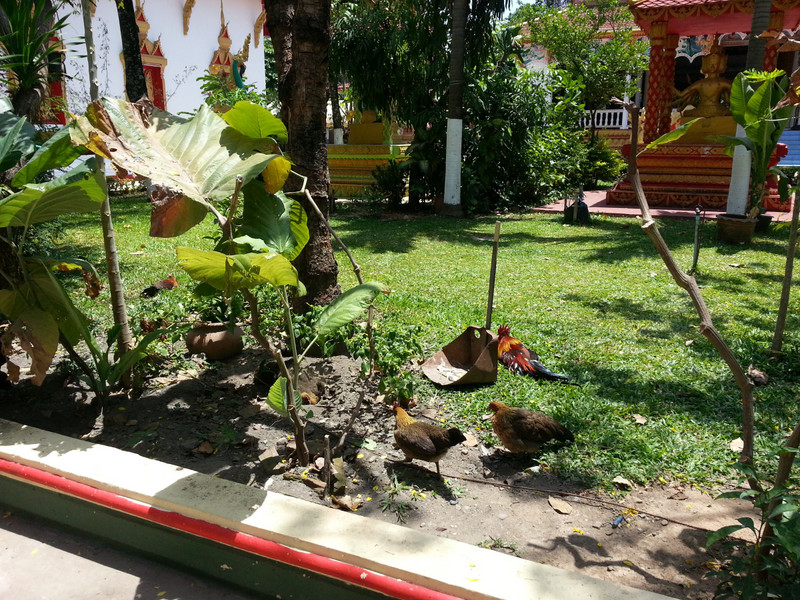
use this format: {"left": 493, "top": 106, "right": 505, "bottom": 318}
{"left": 604, "top": 0, "right": 800, "bottom": 212}
{"left": 52, "top": 0, "right": 266, "bottom": 120}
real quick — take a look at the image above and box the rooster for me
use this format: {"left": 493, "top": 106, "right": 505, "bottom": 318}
{"left": 497, "top": 325, "right": 571, "bottom": 382}
{"left": 488, "top": 401, "right": 573, "bottom": 454}
{"left": 141, "top": 274, "right": 178, "bottom": 298}
{"left": 392, "top": 402, "right": 466, "bottom": 474}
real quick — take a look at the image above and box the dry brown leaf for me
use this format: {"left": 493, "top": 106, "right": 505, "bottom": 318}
{"left": 195, "top": 440, "right": 214, "bottom": 454}
{"left": 729, "top": 438, "right": 744, "bottom": 453}
{"left": 421, "top": 408, "right": 438, "bottom": 420}
{"left": 548, "top": 496, "right": 572, "bottom": 515}
{"left": 331, "top": 494, "right": 362, "bottom": 512}
{"left": 462, "top": 433, "right": 479, "bottom": 447}
{"left": 633, "top": 414, "right": 648, "bottom": 425}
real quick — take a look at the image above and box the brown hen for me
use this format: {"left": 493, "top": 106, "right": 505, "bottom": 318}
{"left": 392, "top": 402, "right": 466, "bottom": 474}
{"left": 488, "top": 400, "right": 573, "bottom": 453}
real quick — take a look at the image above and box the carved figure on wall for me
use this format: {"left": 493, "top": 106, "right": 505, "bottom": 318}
{"left": 183, "top": 0, "right": 195, "bottom": 35}
{"left": 673, "top": 40, "right": 732, "bottom": 118}
{"left": 254, "top": 9, "right": 266, "bottom": 47}
{"left": 210, "top": 2, "right": 233, "bottom": 77}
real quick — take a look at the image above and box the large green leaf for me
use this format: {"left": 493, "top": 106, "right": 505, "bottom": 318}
{"left": 0, "top": 113, "right": 35, "bottom": 173}
{"left": 71, "top": 98, "right": 282, "bottom": 237}
{"left": 13, "top": 124, "right": 88, "bottom": 186}
{"left": 0, "top": 158, "right": 106, "bottom": 227}
{"left": 266, "top": 376, "right": 302, "bottom": 418}
{"left": 728, "top": 73, "right": 751, "bottom": 128}
{"left": 639, "top": 119, "right": 700, "bottom": 155}
{"left": 221, "top": 101, "right": 288, "bottom": 145}
{"left": 313, "top": 281, "right": 388, "bottom": 337}
{"left": 234, "top": 184, "right": 309, "bottom": 260}
{"left": 176, "top": 246, "right": 299, "bottom": 294}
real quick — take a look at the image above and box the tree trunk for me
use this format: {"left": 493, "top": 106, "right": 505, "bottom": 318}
{"left": 83, "top": 1, "right": 134, "bottom": 358}
{"left": 745, "top": 0, "right": 772, "bottom": 70}
{"left": 266, "top": 0, "right": 340, "bottom": 310}
{"left": 115, "top": 0, "right": 148, "bottom": 102}
{"left": 329, "top": 79, "right": 343, "bottom": 130}
{"left": 770, "top": 183, "right": 800, "bottom": 353}
{"left": 442, "top": 0, "right": 467, "bottom": 215}
{"left": 265, "top": 0, "right": 295, "bottom": 125}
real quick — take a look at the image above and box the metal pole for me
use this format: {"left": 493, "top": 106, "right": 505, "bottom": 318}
{"left": 691, "top": 205, "right": 702, "bottom": 273}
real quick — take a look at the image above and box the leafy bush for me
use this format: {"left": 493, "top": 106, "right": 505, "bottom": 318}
{"left": 197, "top": 69, "right": 276, "bottom": 113}
{"left": 582, "top": 135, "right": 626, "bottom": 189}
{"left": 459, "top": 66, "right": 587, "bottom": 213}
{"left": 371, "top": 159, "right": 408, "bottom": 208}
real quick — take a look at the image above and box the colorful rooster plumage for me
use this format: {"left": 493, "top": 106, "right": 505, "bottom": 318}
{"left": 496, "top": 325, "right": 571, "bottom": 382}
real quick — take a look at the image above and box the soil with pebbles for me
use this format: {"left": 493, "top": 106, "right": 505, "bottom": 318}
{"left": 1, "top": 348, "right": 759, "bottom": 599}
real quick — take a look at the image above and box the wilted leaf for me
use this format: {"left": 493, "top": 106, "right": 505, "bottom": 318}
{"left": 72, "top": 98, "right": 281, "bottom": 238}
{"left": 195, "top": 441, "right": 214, "bottom": 454}
{"left": 331, "top": 494, "right": 362, "bottom": 512}
{"left": 730, "top": 438, "right": 744, "bottom": 453}
{"left": 633, "top": 414, "right": 647, "bottom": 425}
{"left": 612, "top": 476, "right": 633, "bottom": 490}
{"left": 7, "top": 309, "right": 60, "bottom": 386}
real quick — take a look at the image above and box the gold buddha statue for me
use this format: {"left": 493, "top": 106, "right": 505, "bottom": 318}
{"left": 672, "top": 41, "right": 735, "bottom": 141}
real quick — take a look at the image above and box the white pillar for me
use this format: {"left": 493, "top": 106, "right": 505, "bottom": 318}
{"left": 443, "top": 117, "right": 463, "bottom": 215}
{"left": 726, "top": 124, "right": 750, "bottom": 216}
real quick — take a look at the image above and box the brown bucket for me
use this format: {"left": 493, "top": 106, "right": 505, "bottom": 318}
{"left": 421, "top": 221, "right": 501, "bottom": 387}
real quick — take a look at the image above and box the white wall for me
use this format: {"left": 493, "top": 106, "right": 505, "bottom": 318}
{"left": 59, "top": 0, "right": 266, "bottom": 116}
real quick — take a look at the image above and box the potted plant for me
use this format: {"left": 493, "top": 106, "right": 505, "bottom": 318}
{"left": 716, "top": 70, "right": 794, "bottom": 242}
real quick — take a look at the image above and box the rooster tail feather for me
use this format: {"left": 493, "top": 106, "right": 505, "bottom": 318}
{"left": 530, "top": 360, "right": 571, "bottom": 382}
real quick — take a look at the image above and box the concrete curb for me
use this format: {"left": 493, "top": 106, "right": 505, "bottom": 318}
{"left": 0, "top": 419, "right": 675, "bottom": 600}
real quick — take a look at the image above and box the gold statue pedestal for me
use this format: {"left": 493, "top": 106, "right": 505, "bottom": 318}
{"left": 678, "top": 116, "right": 736, "bottom": 144}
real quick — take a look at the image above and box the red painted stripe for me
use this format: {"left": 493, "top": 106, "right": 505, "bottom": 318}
{"left": 0, "top": 458, "right": 463, "bottom": 600}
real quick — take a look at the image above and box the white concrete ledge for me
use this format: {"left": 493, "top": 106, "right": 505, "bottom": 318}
{"left": 0, "top": 419, "right": 674, "bottom": 600}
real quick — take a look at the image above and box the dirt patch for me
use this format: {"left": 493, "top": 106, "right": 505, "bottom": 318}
{"left": 0, "top": 348, "right": 758, "bottom": 599}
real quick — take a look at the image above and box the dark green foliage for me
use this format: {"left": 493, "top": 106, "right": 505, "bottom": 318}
{"left": 371, "top": 159, "right": 408, "bottom": 208}
{"left": 706, "top": 461, "right": 800, "bottom": 599}
{"left": 582, "top": 135, "right": 626, "bottom": 190}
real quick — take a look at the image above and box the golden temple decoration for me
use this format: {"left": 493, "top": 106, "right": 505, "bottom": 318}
{"left": 254, "top": 10, "right": 266, "bottom": 47}
{"left": 630, "top": 0, "right": 800, "bottom": 25}
{"left": 210, "top": 2, "right": 233, "bottom": 77}
{"left": 183, "top": 0, "right": 196, "bottom": 35}
{"left": 674, "top": 40, "right": 731, "bottom": 118}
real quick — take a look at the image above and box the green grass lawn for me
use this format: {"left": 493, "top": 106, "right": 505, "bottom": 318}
{"left": 47, "top": 195, "right": 800, "bottom": 491}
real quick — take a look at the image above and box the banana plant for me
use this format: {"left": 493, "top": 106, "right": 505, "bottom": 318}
{"left": 716, "top": 70, "right": 794, "bottom": 218}
{"left": 0, "top": 112, "right": 161, "bottom": 405}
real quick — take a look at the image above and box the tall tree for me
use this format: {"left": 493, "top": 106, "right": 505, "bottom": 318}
{"left": 442, "top": 0, "right": 469, "bottom": 215}
{"left": 513, "top": 0, "right": 648, "bottom": 136}
{"left": 266, "top": 0, "right": 340, "bottom": 308}
{"left": 115, "top": 0, "right": 148, "bottom": 101}
{"left": 331, "top": 0, "right": 509, "bottom": 207}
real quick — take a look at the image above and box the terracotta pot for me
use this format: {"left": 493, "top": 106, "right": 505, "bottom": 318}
{"left": 716, "top": 213, "right": 757, "bottom": 244}
{"left": 185, "top": 323, "right": 244, "bottom": 361}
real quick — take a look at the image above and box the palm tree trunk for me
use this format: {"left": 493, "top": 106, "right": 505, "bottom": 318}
{"left": 746, "top": 0, "right": 772, "bottom": 70}
{"left": 442, "top": 0, "right": 467, "bottom": 215}
{"left": 266, "top": 0, "right": 341, "bottom": 310}
{"left": 82, "top": 1, "right": 133, "bottom": 357}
